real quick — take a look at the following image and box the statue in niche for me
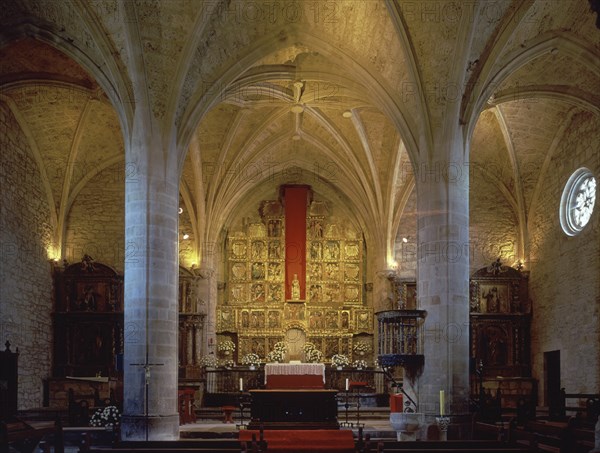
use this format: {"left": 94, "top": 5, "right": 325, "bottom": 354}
{"left": 324, "top": 241, "right": 340, "bottom": 260}
{"left": 252, "top": 283, "right": 265, "bottom": 302}
{"left": 325, "top": 263, "right": 338, "bottom": 280}
{"left": 268, "top": 220, "right": 281, "bottom": 237}
{"left": 325, "top": 311, "right": 338, "bottom": 329}
{"left": 291, "top": 274, "right": 300, "bottom": 300}
{"left": 80, "top": 285, "right": 97, "bottom": 311}
{"left": 310, "top": 220, "right": 323, "bottom": 238}
{"left": 251, "top": 262, "right": 265, "bottom": 280}
{"left": 268, "top": 262, "right": 282, "bottom": 281}
{"left": 268, "top": 241, "right": 281, "bottom": 259}
{"left": 269, "top": 284, "right": 282, "bottom": 303}
{"left": 482, "top": 286, "right": 499, "bottom": 313}
{"left": 252, "top": 339, "right": 265, "bottom": 358}
{"left": 81, "top": 254, "right": 95, "bottom": 272}
{"left": 267, "top": 311, "right": 280, "bottom": 328}
{"left": 341, "top": 311, "right": 349, "bottom": 329}
{"left": 252, "top": 241, "right": 265, "bottom": 259}
{"left": 309, "top": 285, "right": 321, "bottom": 303}
{"left": 241, "top": 311, "right": 250, "bottom": 328}
{"left": 310, "top": 262, "right": 322, "bottom": 280}
{"left": 310, "top": 242, "right": 322, "bottom": 260}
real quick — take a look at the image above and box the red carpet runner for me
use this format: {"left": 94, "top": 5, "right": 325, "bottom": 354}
{"left": 239, "top": 430, "right": 355, "bottom": 453}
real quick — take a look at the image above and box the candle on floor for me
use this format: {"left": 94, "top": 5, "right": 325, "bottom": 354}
{"left": 440, "top": 390, "right": 445, "bottom": 416}
{"left": 240, "top": 377, "right": 243, "bottom": 391}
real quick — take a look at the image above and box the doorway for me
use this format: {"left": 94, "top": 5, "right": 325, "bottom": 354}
{"left": 544, "top": 350, "right": 561, "bottom": 418}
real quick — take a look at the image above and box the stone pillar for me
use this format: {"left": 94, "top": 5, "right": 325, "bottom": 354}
{"left": 194, "top": 321, "right": 202, "bottom": 365}
{"left": 121, "top": 125, "right": 180, "bottom": 440}
{"left": 415, "top": 133, "right": 470, "bottom": 439}
{"left": 199, "top": 265, "right": 217, "bottom": 356}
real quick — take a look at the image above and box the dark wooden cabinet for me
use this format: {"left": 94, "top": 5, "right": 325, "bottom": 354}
{"left": 52, "top": 258, "right": 123, "bottom": 378}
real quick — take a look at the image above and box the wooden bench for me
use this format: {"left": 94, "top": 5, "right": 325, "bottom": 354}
{"left": 79, "top": 438, "right": 245, "bottom": 452}
{"left": 1, "top": 418, "right": 60, "bottom": 453}
{"left": 366, "top": 439, "right": 530, "bottom": 452}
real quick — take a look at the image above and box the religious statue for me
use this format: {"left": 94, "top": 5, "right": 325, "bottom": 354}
{"left": 291, "top": 273, "right": 300, "bottom": 300}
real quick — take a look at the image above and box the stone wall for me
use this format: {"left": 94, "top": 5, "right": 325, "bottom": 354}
{"left": 529, "top": 110, "right": 600, "bottom": 400}
{"left": 0, "top": 102, "right": 53, "bottom": 409}
{"left": 470, "top": 168, "right": 519, "bottom": 272}
{"left": 64, "top": 161, "right": 125, "bottom": 272}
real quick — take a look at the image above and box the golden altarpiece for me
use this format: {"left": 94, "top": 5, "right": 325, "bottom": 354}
{"left": 216, "top": 198, "right": 374, "bottom": 363}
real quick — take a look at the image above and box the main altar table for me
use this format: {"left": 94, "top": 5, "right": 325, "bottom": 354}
{"left": 264, "top": 363, "right": 325, "bottom": 389}
{"left": 248, "top": 389, "right": 339, "bottom": 430}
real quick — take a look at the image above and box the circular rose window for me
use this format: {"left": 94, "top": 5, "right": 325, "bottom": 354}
{"left": 560, "top": 168, "right": 596, "bottom": 236}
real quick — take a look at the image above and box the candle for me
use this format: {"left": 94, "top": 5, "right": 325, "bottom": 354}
{"left": 240, "top": 378, "right": 243, "bottom": 392}
{"left": 345, "top": 378, "right": 349, "bottom": 391}
{"left": 439, "top": 390, "right": 445, "bottom": 416}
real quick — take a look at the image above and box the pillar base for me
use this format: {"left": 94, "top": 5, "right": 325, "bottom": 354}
{"left": 121, "top": 414, "right": 179, "bottom": 441}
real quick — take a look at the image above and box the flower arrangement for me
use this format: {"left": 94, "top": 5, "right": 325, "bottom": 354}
{"left": 90, "top": 405, "right": 120, "bottom": 428}
{"left": 241, "top": 353, "right": 261, "bottom": 367}
{"left": 353, "top": 359, "right": 368, "bottom": 369}
{"left": 353, "top": 342, "right": 370, "bottom": 355}
{"left": 217, "top": 339, "right": 236, "bottom": 354}
{"left": 305, "top": 348, "right": 323, "bottom": 363}
{"left": 221, "top": 358, "right": 235, "bottom": 369}
{"left": 266, "top": 341, "right": 287, "bottom": 362}
{"left": 303, "top": 342, "right": 323, "bottom": 363}
{"left": 331, "top": 353, "right": 350, "bottom": 368}
{"left": 200, "top": 354, "right": 219, "bottom": 368}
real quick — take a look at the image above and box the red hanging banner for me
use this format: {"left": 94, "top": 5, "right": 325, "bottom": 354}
{"left": 282, "top": 185, "right": 310, "bottom": 300}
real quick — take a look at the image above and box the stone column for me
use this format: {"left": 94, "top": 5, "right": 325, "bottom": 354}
{"left": 198, "top": 265, "right": 216, "bottom": 356}
{"left": 415, "top": 133, "right": 470, "bottom": 439}
{"left": 121, "top": 125, "right": 180, "bottom": 440}
{"left": 194, "top": 321, "right": 202, "bottom": 365}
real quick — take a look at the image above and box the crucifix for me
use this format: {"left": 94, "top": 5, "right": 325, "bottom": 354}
{"left": 130, "top": 359, "right": 164, "bottom": 441}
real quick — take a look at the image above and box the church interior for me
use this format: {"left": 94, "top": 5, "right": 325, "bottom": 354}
{"left": 1, "top": 1, "right": 599, "bottom": 452}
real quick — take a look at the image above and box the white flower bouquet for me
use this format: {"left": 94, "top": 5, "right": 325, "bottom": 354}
{"left": 305, "top": 348, "right": 323, "bottom": 363}
{"left": 241, "top": 353, "right": 261, "bottom": 367}
{"left": 200, "top": 354, "right": 219, "bottom": 368}
{"left": 353, "top": 359, "right": 368, "bottom": 369}
{"left": 266, "top": 341, "right": 287, "bottom": 362}
{"left": 217, "top": 339, "right": 236, "bottom": 354}
{"left": 331, "top": 353, "right": 350, "bottom": 367}
{"left": 90, "top": 405, "right": 120, "bottom": 428}
{"left": 222, "top": 358, "right": 235, "bottom": 369}
{"left": 353, "top": 342, "right": 370, "bottom": 355}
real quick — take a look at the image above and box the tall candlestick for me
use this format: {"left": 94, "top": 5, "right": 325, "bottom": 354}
{"left": 240, "top": 377, "right": 243, "bottom": 392}
{"left": 439, "top": 390, "right": 445, "bottom": 416}
{"left": 345, "top": 378, "right": 349, "bottom": 391}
